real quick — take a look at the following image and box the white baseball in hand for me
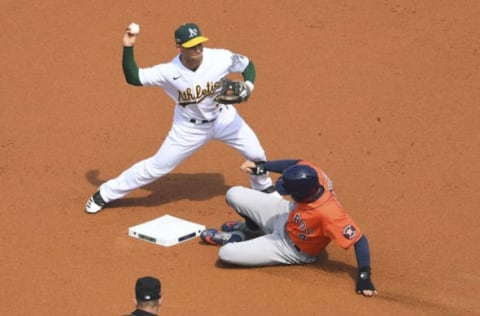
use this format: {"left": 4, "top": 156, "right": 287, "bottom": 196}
{"left": 128, "top": 22, "right": 140, "bottom": 35}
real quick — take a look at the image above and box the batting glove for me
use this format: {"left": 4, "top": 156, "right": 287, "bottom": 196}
{"left": 250, "top": 161, "right": 266, "bottom": 175}
{"left": 356, "top": 267, "right": 377, "bottom": 297}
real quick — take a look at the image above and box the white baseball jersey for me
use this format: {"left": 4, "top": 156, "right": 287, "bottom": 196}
{"left": 139, "top": 48, "right": 249, "bottom": 121}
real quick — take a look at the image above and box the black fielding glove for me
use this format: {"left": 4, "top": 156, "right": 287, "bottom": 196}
{"left": 250, "top": 161, "right": 266, "bottom": 175}
{"left": 356, "top": 267, "right": 376, "bottom": 295}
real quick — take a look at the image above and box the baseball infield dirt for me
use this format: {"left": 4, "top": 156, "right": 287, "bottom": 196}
{"left": 1, "top": 1, "right": 479, "bottom": 315}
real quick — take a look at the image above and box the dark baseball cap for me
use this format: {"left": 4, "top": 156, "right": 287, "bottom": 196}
{"left": 274, "top": 176, "right": 289, "bottom": 196}
{"left": 275, "top": 165, "right": 322, "bottom": 201}
{"left": 135, "top": 276, "right": 161, "bottom": 301}
{"left": 174, "top": 23, "right": 208, "bottom": 48}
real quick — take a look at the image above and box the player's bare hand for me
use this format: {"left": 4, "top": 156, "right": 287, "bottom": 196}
{"left": 357, "top": 289, "right": 378, "bottom": 297}
{"left": 241, "top": 160, "right": 267, "bottom": 176}
{"left": 123, "top": 31, "right": 137, "bottom": 47}
{"left": 240, "top": 160, "right": 256, "bottom": 174}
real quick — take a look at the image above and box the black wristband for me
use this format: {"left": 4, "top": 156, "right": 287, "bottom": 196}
{"left": 251, "top": 161, "right": 266, "bottom": 175}
{"left": 359, "top": 267, "right": 371, "bottom": 279}
{"left": 356, "top": 267, "right": 376, "bottom": 293}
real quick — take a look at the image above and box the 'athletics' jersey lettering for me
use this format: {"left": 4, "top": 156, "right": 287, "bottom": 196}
{"left": 177, "top": 81, "right": 222, "bottom": 106}
{"left": 138, "top": 48, "right": 250, "bottom": 120}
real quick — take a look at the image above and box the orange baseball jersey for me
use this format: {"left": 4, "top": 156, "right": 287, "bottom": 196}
{"left": 285, "top": 161, "right": 363, "bottom": 256}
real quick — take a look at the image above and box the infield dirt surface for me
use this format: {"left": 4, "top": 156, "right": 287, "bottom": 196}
{"left": 1, "top": 1, "right": 479, "bottom": 315}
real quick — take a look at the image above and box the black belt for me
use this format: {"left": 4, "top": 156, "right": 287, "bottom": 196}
{"left": 189, "top": 118, "right": 216, "bottom": 124}
{"left": 290, "top": 239, "right": 305, "bottom": 254}
{"left": 188, "top": 107, "right": 224, "bottom": 124}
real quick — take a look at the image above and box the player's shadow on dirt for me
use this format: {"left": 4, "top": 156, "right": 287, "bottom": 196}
{"left": 309, "top": 255, "right": 358, "bottom": 282}
{"left": 85, "top": 169, "right": 231, "bottom": 209}
{"left": 214, "top": 250, "right": 357, "bottom": 282}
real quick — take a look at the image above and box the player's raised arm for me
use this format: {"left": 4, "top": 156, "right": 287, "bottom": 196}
{"left": 122, "top": 24, "right": 141, "bottom": 86}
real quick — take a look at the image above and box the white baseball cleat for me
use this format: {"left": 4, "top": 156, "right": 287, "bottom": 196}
{"left": 85, "top": 191, "right": 107, "bottom": 214}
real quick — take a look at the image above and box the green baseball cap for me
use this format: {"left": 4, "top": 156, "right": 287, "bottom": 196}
{"left": 174, "top": 23, "right": 208, "bottom": 48}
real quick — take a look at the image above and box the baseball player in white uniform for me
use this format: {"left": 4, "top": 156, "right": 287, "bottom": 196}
{"left": 85, "top": 22, "right": 275, "bottom": 214}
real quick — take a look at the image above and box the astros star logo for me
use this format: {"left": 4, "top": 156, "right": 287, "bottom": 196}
{"left": 343, "top": 224, "right": 357, "bottom": 239}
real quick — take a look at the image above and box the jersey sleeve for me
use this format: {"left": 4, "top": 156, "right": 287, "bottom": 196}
{"left": 226, "top": 50, "right": 250, "bottom": 73}
{"left": 323, "top": 203, "right": 363, "bottom": 249}
{"left": 138, "top": 64, "right": 168, "bottom": 87}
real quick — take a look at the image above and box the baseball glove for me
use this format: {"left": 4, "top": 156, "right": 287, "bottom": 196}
{"left": 214, "top": 79, "right": 251, "bottom": 104}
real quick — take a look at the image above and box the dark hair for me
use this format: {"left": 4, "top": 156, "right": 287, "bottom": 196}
{"left": 137, "top": 299, "right": 160, "bottom": 308}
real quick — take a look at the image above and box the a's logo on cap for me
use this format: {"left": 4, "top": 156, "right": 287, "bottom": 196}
{"left": 342, "top": 224, "right": 357, "bottom": 239}
{"left": 188, "top": 27, "right": 198, "bottom": 38}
